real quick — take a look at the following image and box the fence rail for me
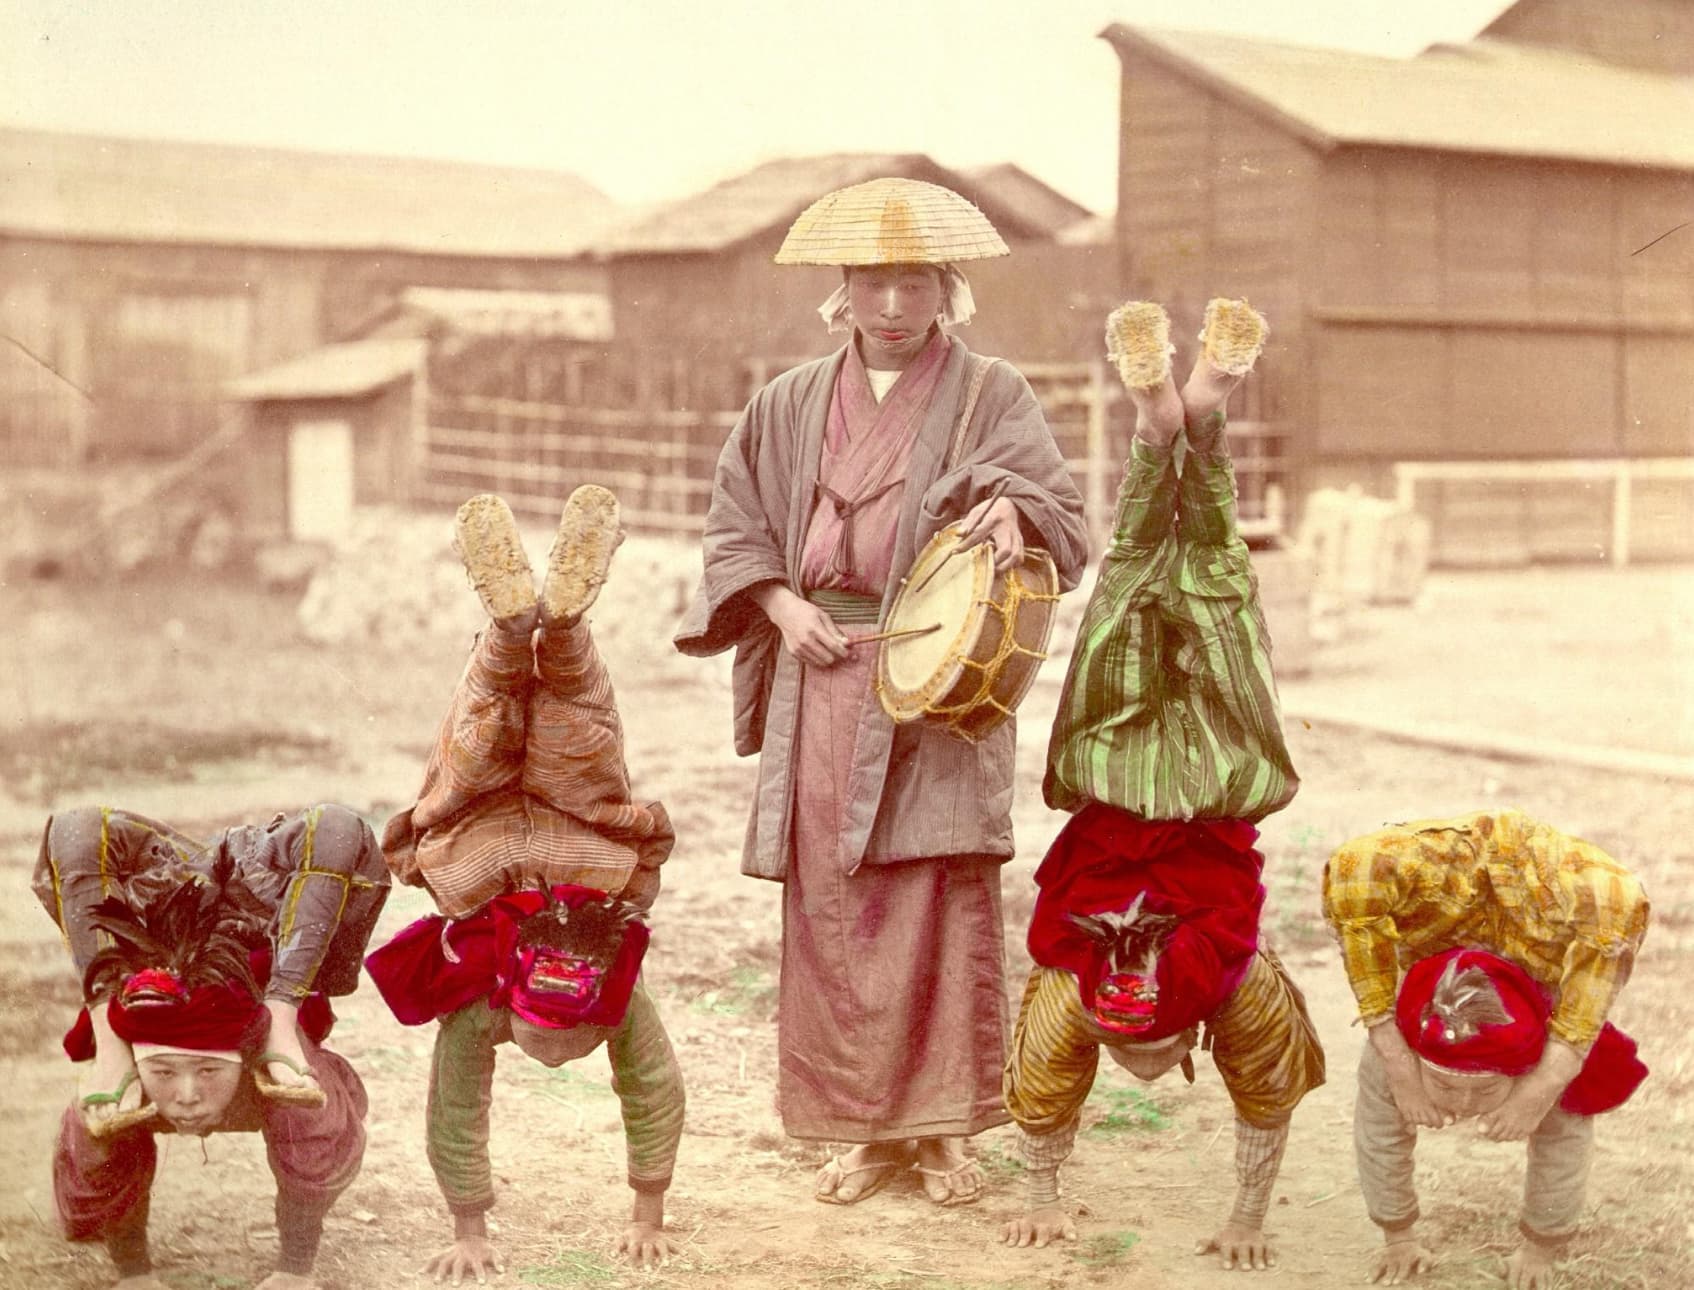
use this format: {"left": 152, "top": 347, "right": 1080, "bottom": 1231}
{"left": 420, "top": 358, "right": 1290, "bottom": 546}
{"left": 1394, "top": 457, "right": 1694, "bottom": 566}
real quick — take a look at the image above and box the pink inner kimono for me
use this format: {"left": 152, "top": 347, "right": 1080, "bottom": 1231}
{"left": 779, "top": 329, "right": 1010, "bottom": 1142}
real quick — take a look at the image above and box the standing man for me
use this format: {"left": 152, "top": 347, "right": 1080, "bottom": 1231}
{"left": 676, "top": 177, "right": 1089, "bottom": 1205}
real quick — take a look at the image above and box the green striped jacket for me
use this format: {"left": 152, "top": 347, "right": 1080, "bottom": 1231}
{"left": 1044, "top": 425, "right": 1297, "bottom": 822}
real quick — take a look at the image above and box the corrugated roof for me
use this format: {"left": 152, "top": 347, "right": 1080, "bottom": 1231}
{"left": 226, "top": 338, "right": 424, "bottom": 402}
{"left": 594, "top": 153, "right": 1051, "bottom": 256}
{"left": 960, "top": 164, "right": 1092, "bottom": 236}
{"left": 1102, "top": 26, "right": 1694, "bottom": 172}
{"left": 0, "top": 127, "right": 620, "bottom": 256}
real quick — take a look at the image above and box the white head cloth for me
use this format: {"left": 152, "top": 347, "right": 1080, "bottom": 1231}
{"left": 817, "top": 264, "right": 978, "bottom": 334}
{"left": 132, "top": 1042, "right": 243, "bottom": 1065}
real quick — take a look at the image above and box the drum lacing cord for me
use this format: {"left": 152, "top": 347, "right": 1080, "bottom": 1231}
{"left": 928, "top": 578, "right": 1063, "bottom": 732}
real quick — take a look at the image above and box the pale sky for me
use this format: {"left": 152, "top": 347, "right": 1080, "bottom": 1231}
{"left": 2, "top": 0, "right": 1512, "bottom": 214}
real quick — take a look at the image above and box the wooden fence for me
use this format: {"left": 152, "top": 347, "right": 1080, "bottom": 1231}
{"left": 419, "top": 357, "right": 1288, "bottom": 551}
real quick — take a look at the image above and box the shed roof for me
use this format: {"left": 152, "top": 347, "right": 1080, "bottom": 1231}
{"left": 395, "top": 288, "right": 613, "bottom": 339}
{"left": 1101, "top": 26, "right": 1694, "bottom": 172}
{"left": 226, "top": 338, "right": 425, "bottom": 402}
{"left": 959, "top": 164, "right": 1092, "bottom": 235}
{"left": 0, "top": 127, "right": 619, "bottom": 257}
{"left": 594, "top": 153, "right": 1051, "bottom": 256}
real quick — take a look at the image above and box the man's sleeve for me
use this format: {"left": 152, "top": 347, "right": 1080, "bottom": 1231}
{"left": 1322, "top": 829, "right": 1429, "bottom": 1025}
{"left": 426, "top": 1003, "right": 499, "bottom": 1215}
{"left": 1528, "top": 817, "right": 1651, "bottom": 1050}
{"left": 607, "top": 982, "right": 685, "bottom": 1194}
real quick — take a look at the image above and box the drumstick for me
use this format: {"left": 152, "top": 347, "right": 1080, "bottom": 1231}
{"left": 846, "top": 623, "right": 943, "bottom": 647}
{"left": 907, "top": 477, "right": 1014, "bottom": 597}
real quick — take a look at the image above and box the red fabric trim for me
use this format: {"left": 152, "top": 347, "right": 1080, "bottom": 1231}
{"left": 1026, "top": 803, "right": 1264, "bottom": 1041}
{"left": 365, "top": 883, "right": 647, "bottom": 1029}
{"left": 1395, "top": 947, "right": 1647, "bottom": 1115}
{"left": 63, "top": 949, "right": 331, "bottom": 1061}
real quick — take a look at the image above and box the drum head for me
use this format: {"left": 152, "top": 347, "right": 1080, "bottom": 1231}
{"left": 879, "top": 531, "right": 992, "bottom": 718}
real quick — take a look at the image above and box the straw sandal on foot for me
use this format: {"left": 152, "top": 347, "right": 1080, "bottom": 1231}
{"left": 914, "top": 1159, "right": 984, "bottom": 1207}
{"left": 80, "top": 1070, "right": 159, "bottom": 1138}
{"left": 254, "top": 1052, "right": 327, "bottom": 1107}
{"left": 452, "top": 494, "right": 537, "bottom": 626}
{"left": 814, "top": 1153, "right": 903, "bottom": 1206}
{"left": 1198, "top": 298, "right": 1269, "bottom": 375}
{"left": 1105, "top": 300, "right": 1174, "bottom": 391}
{"left": 541, "top": 485, "right": 621, "bottom": 623}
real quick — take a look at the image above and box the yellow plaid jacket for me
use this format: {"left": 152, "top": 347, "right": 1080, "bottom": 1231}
{"left": 1321, "top": 810, "right": 1649, "bottom": 1050}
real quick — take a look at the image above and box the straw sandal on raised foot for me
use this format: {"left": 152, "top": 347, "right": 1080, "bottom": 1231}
{"left": 1105, "top": 300, "right": 1174, "bottom": 391}
{"left": 1198, "top": 298, "right": 1269, "bottom": 375}
{"left": 452, "top": 494, "right": 537, "bottom": 625}
{"left": 81, "top": 1070, "right": 160, "bottom": 1138}
{"left": 541, "top": 485, "right": 622, "bottom": 624}
{"left": 254, "top": 1052, "right": 327, "bottom": 1107}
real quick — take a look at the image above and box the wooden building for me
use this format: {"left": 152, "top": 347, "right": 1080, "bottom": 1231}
{"left": 588, "top": 153, "right": 1113, "bottom": 408}
{"left": 0, "top": 127, "right": 615, "bottom": 470}
{"left": 1101, "top": 0, "right": 1694, "bottom": 564}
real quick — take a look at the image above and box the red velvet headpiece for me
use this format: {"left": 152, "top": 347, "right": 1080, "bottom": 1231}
{"left": 106, "top": 968, "right": 268, "bottom": 1051}
{"left": 1396, "top": 947, "right": 1648, "bottom": 1116}
{"left": 63, "top": 948, "right": 332, "bottom": 1062}
{"left": 1026, "top": 804, "right": 1265, "bottom": 1042}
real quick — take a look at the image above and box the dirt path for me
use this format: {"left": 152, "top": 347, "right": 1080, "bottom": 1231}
{"left": 0, "top": 552, "right": 1689, "bottom": 1290}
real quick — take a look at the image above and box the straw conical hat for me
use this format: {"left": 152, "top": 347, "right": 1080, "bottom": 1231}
{"left": 775, "top": 176, "right": 1009, "bottom": 266}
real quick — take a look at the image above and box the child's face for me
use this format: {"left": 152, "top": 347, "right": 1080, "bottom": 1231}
{"left": 1421, "top": 1063, "right": 1514, "bottom": 1119}
{"left": 1103, "top": 1027, "right": 1198, "bottom": 1082}
{"left": 509, "top": 1013, "right": 612, "bottom": 1067}
{"left": 135, "top": 1053, "right": 244, "bottom": 1134}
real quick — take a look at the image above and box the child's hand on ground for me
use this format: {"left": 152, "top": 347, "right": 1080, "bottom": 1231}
{"left": 1504, "top": 1237, "right": 1559, "bottom": 1289}
{"left": 1195, "top": 1219, "right": 1274, "bottom": 1270}
{"left": 1367, "top": 1235, "right": 1435, "bottom": 1285}
{"left": 424, "top": 1234, "right": 503, "bottom": 1285}
{"left": 614, "top": 1220, "right": 678, "bottom": 1268}
{"left": 1000, "top": 1206, "right": 1076, "bottom": 1248}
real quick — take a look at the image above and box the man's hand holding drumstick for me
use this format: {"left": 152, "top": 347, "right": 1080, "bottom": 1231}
{"left": 952, "top": 476, "right": 1022, "bottom": 572}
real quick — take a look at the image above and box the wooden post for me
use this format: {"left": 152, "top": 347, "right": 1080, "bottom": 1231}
{"left": 1086, "top": 356, "right": 1109, "bottom": 554}
{"left": 1611, "top": 466, "right": 1631, "bottom": 567}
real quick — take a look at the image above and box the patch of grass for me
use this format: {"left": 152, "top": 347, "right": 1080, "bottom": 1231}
{"left": 689, "top": 963, "right": 776, "bottom": 1019}
{"left": 974, "top": 1137, "right": 1027, "bottom": 1181}
{"left": 1068, "top": 1230, "right": 1141, "bottom": 1267}
{"left": 518, "top": 1250, "right": 620, "bottom": 1286}
{"left": 1085, "top": 1085, "right": 1170, "bottom": 1136}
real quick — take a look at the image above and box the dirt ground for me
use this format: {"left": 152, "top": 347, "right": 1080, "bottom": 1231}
{"left": 0, "top": 534, "right": 1690, "bottom": 1290}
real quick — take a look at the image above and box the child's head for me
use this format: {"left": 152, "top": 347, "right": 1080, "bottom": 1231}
{"left": 508, "top": 1015, "right": 614, "bottom": 1066}
{"left": 132, "top": 1043, "right": 246, "bottom": 1132}
{"left": 85, "top": 879, "right": 266, "bottom": 1132}
{"left": 1103, "top": 1025, "right": 1199, "bottom": 1083}
{"left": 1418, "top": 1061, "right": 1513, "bottom": 1119}
{"left": 1397, "top": 948, "right": 1546, "bottom": 1118}
{"left": 504, "top": 889, "right": 646, "bottom": 1063}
